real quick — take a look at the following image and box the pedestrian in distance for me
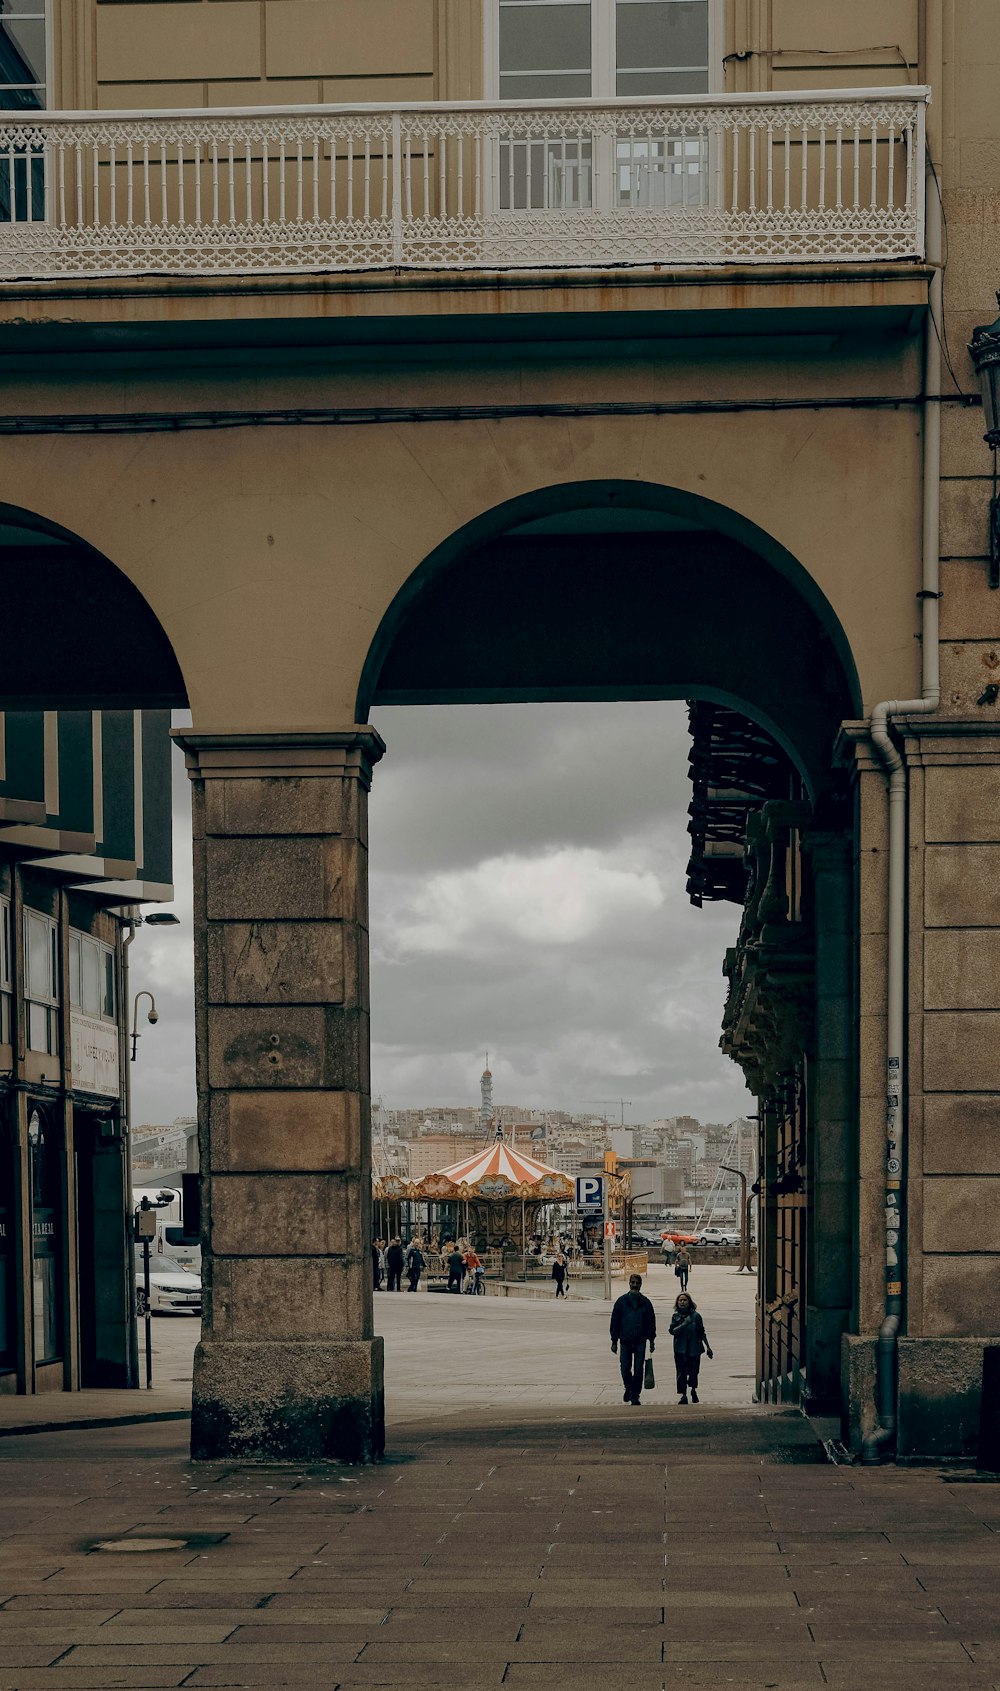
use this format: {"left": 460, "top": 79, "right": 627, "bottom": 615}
{"left": 446, "top": 1244, "right": 465, "bottom": 1293}
{"left": 385, "top": 1236, "right": 405, "bottom": 1293}
{"left": 552, "top": 1251, "right": 568, "bottom": 1298}
{"left": 406, "top": 1238, "right": 425, "bottom": 1292}
{"left": 372, "top": 1238, "right": 383, "bottom": 1291}
{"left": 674, "top": 1243, "right": 691, "bottom": 1291}
{"left": 610, "top": 1272, "right": 656, "bottom": 1406}
{"left": 661, "top": 1235, "right": 676, "bottom": 1268}
{"left": 669, "top": 1291, "right": 713, "bottom": 1404}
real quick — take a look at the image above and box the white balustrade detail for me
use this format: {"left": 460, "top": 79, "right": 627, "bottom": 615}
{"left": 0, "top": 89, "right": 927, "bottom": 281}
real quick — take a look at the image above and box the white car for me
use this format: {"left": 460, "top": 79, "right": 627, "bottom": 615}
{"left": 694, "top": 1227, "right": 740, "bottom": 1248}
{"left": 136, "top": 1254, "right": 202, "bottom": 1315}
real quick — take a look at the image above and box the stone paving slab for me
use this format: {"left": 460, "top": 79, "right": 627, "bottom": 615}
{"left": 5, "top": 1286, "right": 1000, "bottom": 1690}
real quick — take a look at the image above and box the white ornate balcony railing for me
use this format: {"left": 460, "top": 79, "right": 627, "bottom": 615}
{"left": 0, "top": 88, "right": 927, "bottom": 282}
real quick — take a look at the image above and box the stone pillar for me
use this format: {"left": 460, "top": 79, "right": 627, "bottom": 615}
{"left": 896, "top": 723, "right": 1000, "bottom": 1459}
{"left": 802, "top": 831, "right": 855, "bottom": 1414}
{"left": 177, "top": 729, "right": 385, "bottom": 1463}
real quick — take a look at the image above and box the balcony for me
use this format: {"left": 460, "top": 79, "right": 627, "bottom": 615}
{"left": 0, "top": 88, "right": 927, "bottom": 283}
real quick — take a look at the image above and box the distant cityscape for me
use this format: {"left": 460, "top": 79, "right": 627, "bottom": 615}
{"left": 132, "top": 1076, "right": 757, "bottom": 1222}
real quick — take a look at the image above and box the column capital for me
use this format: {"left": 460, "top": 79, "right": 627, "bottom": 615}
{"left": 173, "top": 727, "right": 386, "bottom": 787}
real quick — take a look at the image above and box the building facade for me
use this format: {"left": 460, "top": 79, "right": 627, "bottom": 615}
{"left": 0, "top": 2, "right": 997, "bottom": 1461}
{"left": 0, "top": 710, "right": 172, "bottom": 1393}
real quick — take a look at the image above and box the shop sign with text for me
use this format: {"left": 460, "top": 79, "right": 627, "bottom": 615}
{"left": 71, "top": 1012, "right": 120, "bottom": 1097}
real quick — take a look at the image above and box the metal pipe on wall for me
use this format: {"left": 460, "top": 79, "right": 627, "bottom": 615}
{"left": 862, "top": 159, "right": 943, "bottom": 1464}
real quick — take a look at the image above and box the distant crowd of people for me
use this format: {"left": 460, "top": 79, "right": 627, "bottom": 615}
{"left": 371, "top": 1235, "right": 487, "bottom": 1294}
{"left": 371, "top": 1234, "right": 574, "bottom": 1296}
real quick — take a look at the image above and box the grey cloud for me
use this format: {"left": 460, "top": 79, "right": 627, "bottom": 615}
{"left": 130, "top": 702, "right": 751, "bottom": 1129}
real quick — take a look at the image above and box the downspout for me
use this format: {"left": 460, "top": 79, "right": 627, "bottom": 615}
{"left": 121, "top": 913, "right": 139, "bottom": 1389}
{"left": 861, "top": 158, "right": 942, "bottom": 1464}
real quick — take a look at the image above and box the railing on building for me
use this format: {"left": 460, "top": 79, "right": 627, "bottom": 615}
{"left": 0, "top": 88, "right": 927, "bottom": 282}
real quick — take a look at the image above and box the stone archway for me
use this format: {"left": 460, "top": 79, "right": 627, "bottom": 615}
{"left": 177, "top": 477, "right": 865, "bottom": 1462}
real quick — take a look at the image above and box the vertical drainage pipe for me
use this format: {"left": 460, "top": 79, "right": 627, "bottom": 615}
{"left": 861, "top": 165, "right": 942, "bottom": 1465}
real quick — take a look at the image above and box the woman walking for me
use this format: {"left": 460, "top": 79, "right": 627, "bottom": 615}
{"left": 552, "top": 1251, "right": 568, "bottom": 1299}
{"left": 669, "top": 1292, "right": 713, "bottom": 1405}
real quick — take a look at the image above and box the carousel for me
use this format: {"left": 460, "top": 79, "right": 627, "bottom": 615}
{"left": 374, "top": 1127, "right": 575, "bottom": 1250}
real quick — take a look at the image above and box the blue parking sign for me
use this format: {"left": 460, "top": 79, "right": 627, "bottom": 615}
{"left": 576, "top": 1175, "right": 603, "bottom": 1208}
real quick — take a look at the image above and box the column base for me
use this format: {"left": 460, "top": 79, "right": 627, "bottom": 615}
{"left": 191, "top": 1338, "right": 385, "bottom": 1463}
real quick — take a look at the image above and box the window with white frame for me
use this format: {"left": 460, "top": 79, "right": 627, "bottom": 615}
{"left": 0, "top": 0, "right": 47, "bottom": 222}
{"left": 24, "top": 909, "right": 59, "bottom": 1057}
{"left": 493, "top": 0, "right": 713, "bottom": 211}
{"left": 0, "top": 897, "right": 11, "bottom": 1047}
{"left": 0, "top": 0, "right": 46, "bottom": 110}
{"left": 494, "top": 0, "right": 711, "bottom": 101}
{"left": 69, "top": 930, "right": 116, "bottom": 1024}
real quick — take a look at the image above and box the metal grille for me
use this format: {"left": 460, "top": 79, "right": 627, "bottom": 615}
{"left": 0, "top": 88, "right": 927, "bottom": 280}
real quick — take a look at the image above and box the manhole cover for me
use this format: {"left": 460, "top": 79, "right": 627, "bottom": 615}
{"left": 95, "top": 1538, "right": 187, "bottom": 1553}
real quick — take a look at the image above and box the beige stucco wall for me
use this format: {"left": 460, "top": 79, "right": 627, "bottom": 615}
{"left": 55, "top": 0, "right": 929, "bottom": 114}
{"left": 0, "top": 332, "right": 923, "bottom": 729}
{"left": 55, "top": 0, "right": 481, "bottom": 111}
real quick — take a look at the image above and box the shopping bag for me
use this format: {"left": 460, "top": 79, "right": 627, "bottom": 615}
{"left": 643, "top": 1356, "right": 655, "bottom": 1391}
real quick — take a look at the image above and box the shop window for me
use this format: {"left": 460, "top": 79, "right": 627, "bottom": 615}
{"left": 28, "top": 1106, "right": 62, "bottom": 1364}
{"left": 25, "top": 908, "right": 59, "bottom": 1056}
{"left": 0, "top": 897, "right": 11, "bottom": 1046}
{"left": 0, "top": 0, "right": 47, "bottom": 221}
{"left": 69, "top": 930, "right": 117, "bottom": 1023}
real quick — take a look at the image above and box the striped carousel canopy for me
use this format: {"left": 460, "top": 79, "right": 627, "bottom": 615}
{"left": 412, "top": 1138, "right": 574, "bottom": 1201}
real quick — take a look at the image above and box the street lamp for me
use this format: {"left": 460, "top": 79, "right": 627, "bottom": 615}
{"left": 968, "top": 297, "right": 1000, "bottom": 589}
{"left": 130, "top": 991, "right": 159, "bottom": 1061}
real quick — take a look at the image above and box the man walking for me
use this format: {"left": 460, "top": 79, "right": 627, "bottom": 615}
{"left": 447, "top": 1244, "right": 465, "bottom": 1293}
{"left": 610, "top": 1272, "right": 656, "bottom": 1406}
{"left": 385, "top": 1237, "right": 405, "bottom": 1292}
{"left": 674, "top": 1243, "right": 691, "bottom": 1292}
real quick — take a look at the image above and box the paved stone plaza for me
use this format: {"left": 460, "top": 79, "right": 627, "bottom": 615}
{"left": 3, "top": 1268, "right": 1000, "bottom": 1690}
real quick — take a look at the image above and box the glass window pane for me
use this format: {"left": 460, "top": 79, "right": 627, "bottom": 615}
{"left": 69, "top": 933, "right": 81, "bottom": 1008}
{"left": 0, "top": 85, "right": 44, "bottom": 108}
{"left": 26, "top": 913, "right": 49, "bottom": 1000}
{"left": 500, "top": 71, "right": 593, "bottom": 100}
{"left": 32, "top": 1256, "right": 59, "bottom": 1362}
{"left": 500, "top": 3, "right": 591, "bottom": 73}
{"left": 0, "top": 901, "right": 8, "bottom": 988}
{"left": 27, "top": 1000, "right": 47, "bottom": 1052}
{"left": 82, "top": 939, "right": 100, "bottom": 1016}
{"left": 0, "top": 16, "right": 45, "bottom": 86}
{"left": 616, "top": 68, "right": 709, "bottom": 95}
{"left": 103, "top": 950, "right": 116, "bottom": 1020}
{"left": 616, "top": 1, "right": 708, "bottom": 71}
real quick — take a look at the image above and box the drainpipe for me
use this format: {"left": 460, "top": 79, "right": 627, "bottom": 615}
{"left": 861, "top": 166, "right": 942, "bottom": 1464}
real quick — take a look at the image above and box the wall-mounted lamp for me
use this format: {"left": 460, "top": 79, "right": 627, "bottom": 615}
{"left": 131, "top": 990, "right": 159, "bottom": 1062}
{"left": 968, "top": 297, "right": 1000, "bottom": 589}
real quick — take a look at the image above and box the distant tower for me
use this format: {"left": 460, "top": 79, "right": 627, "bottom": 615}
{"left": 480, "top": 1054, "right": 494, "bottom": 1133}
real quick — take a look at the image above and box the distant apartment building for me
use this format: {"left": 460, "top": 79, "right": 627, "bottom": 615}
{"left": 406, "top": 1134, "right": 484, "bottom": 1180}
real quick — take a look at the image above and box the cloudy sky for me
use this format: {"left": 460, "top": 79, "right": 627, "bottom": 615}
{"left": 129, "top": 702, "right": 752, "bottom": 1129}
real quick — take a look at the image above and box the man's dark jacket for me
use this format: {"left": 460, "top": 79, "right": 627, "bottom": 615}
{"left": 610, "top": 1290, "right": 656, "bottom": 1345}
{"left": 386, "top": 1243, "right": 405, "bottom": 1274}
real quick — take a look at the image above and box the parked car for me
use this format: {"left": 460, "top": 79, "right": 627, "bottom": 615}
{"left": 135, "top": 1253, "right": 202, "bottom": 1316}
{"left": 660, "top": 1230, "right": 700, "bottom": 1245}
{"left": 693, "top": 1227, "right": 740, "bottom": 1248}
